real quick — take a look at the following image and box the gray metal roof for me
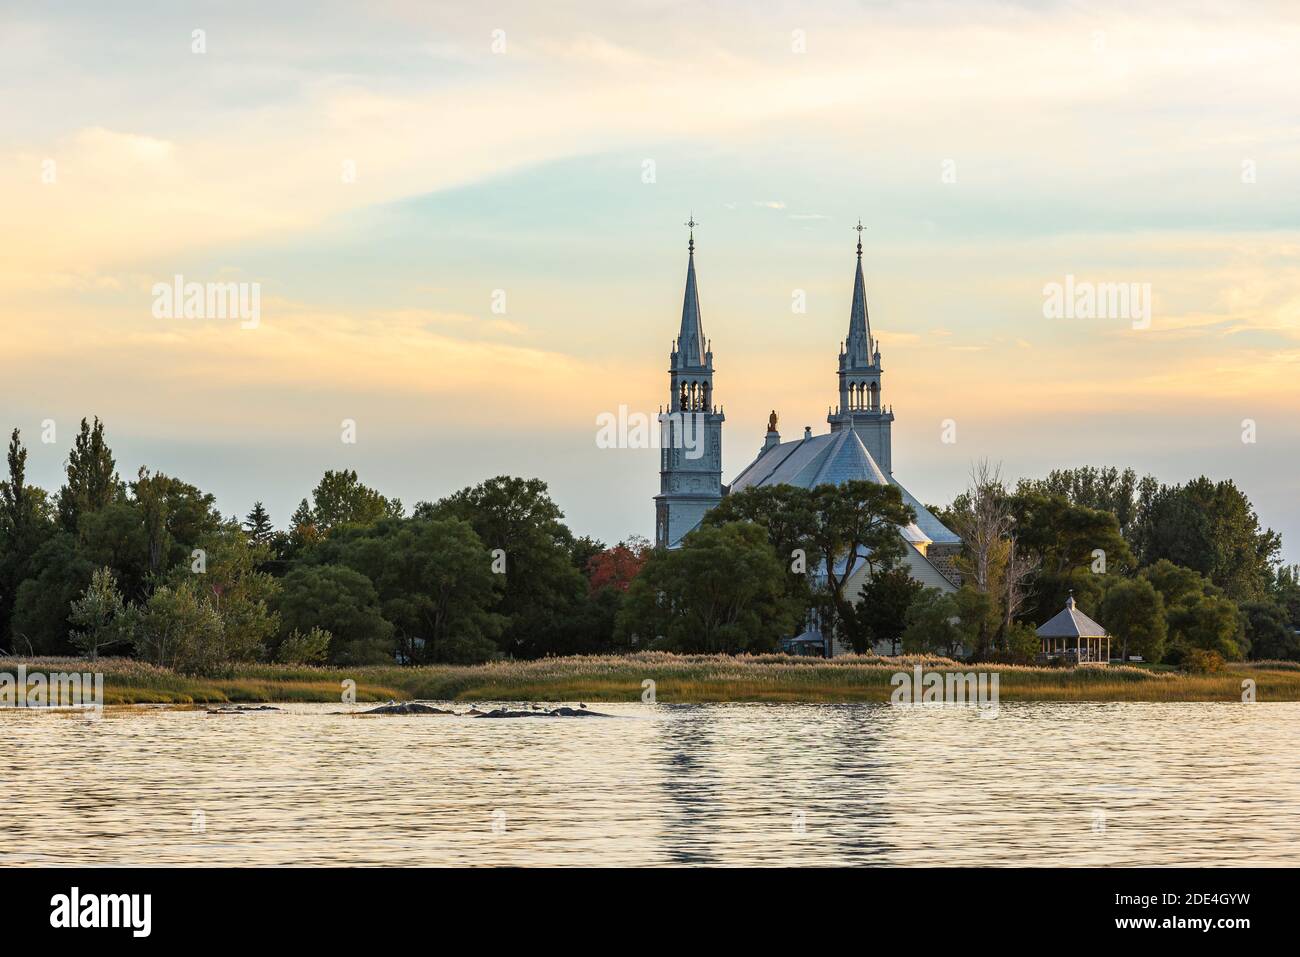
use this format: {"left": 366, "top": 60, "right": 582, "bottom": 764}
{"left": 1036, "top": 597, "right": 1109, "bottom": 638}
{"left": 729, "top": 429, "right": 937, "bottom": 545}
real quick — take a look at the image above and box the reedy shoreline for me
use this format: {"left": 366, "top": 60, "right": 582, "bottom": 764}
{"left": 3, "top": 653, "right": 1298, "bottom": 706}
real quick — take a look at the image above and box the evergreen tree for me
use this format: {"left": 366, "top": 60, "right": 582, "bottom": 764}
{"left": 244, "top": 501, "right": 274, "bottom": 546}
{"left": 57, "top": 417, "right": 120, "bottom": 533}
{"left": 0, "top": 429, "right": 55, "bottom": 651}
{"left": 68, "top": 566, "right": 129, "bottom": 659}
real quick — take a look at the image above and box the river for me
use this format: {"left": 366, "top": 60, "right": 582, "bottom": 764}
{"left": 4, "top": 701, "right": 1296, "bottom": 866}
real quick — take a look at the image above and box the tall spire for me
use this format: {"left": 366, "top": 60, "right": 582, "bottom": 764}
{"left": 846, "top": 219, "right": 872, "bottom": 365}
{"left": 676, "top": 215, "right": 706, "bottom": 367}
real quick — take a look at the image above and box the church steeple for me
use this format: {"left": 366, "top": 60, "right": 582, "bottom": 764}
{"left": 655, "top": 217, "right": 725, "bottom": 548}
{"left": 828, "top": 219, "right": 893, "bottom": 471}
{"left": 846, "top": 220, "right": 872, "bottom": 365}
{"left": 673, "top": 216, "right": 707, "bottom": 369}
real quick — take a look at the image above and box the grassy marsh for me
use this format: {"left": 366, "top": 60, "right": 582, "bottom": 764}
{"left": 3, "top": 653, "right": 1297, "bottom": 705}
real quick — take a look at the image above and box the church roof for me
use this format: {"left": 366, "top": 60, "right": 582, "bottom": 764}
{"left": 1036, "top": 596, "right": 1109, "bottom": 638}
{"left": 729, "top": 429, "right": 935, "bottom": 545}
{"left": 888, "top": 478, "right": 963, "bottom": 546}
{"left": 675, "top": 245, "right": 706, "bottom": 367}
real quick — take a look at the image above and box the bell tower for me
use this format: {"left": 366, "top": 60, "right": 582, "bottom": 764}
{"left": 827, "top": 220, "right": 893, "bottom": 472}
{"left": 654, "top": 218, "right": 725, "bottom": 548}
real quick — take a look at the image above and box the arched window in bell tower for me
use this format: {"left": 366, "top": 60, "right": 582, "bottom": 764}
{"left": 869, "top": 381, "right": 879, "bottom": 411}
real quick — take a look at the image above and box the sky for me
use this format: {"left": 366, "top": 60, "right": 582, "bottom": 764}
{"left": 2, "top": 0, "right": 1298, "bottom": 561}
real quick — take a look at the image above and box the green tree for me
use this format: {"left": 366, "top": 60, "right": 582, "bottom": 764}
{"left": 274, "top": 564, "right": 394, "bottom": 664}
{"left": 309, "top": 469, "right": 401, "bottom": 532}
{"left": 56, "top": 417, "right": 121, "bottom": 533}
{"left": 617, "top": 522, "right": 796, "bottom": 653}
{"left": 68, "top": 566, "right": 129, "bottom": 659}
{"left": 702, "top": 484, "right": 818, "bottom": 608}
{"left": 1138, "top": 559, "right": 1244, "bottom": 661}
{"left": 805, "top": 480, "right": 913, "bottom": 648}
{"left": 1271, "top": 564, "right": 1300, "bottom": 627}
{"left": 1012, "top": 488, "right": 1134, "bottom": 622}
{"left": 900, "top": 587, "right": 963, "bottom": 657}
{"left": 10, "top": 533, "right": 95, "bottom": 654}
{"left": 130, "top": 580, "right": 227, "bottom": 675}
{"left": 1133, "top": 477, "right": 1280, "bottom": 602}
{"left": 174, "top": 522, "right": 281, "bottom": 661}
{"left": 1167, "top": 594, "right": 1245, "bottom": 660}
{"left": 953, "top": 584, "right": 997, "bottom": 658}
{"left": 431, "top": 476, "right": 585, "bottom": 657}
{"left": 843, "top": 566, "right": 922, "bottom": 654}
{"left": 1099, "top": 577, "right": 1167, "bottom": 662}
{"left": 276, "top": 626, "right": 332, "bottom": 664}
{"left": 0, "top": 428, "right": 55, "bottom": 650}
{"left": 1003, "top": 621, "right": 1040, "bottom": 663}
{"left": 1017, "top": 466, "right": 1141, "bottom": 537}
{"left": 244, "top": 501, "right": 274, "bottom": 547}
{"left": 319, "top": 517, "right": 504, "bottom": 664}
{"left": 1239, "top": 600, "right": 1297, "bottom": 660}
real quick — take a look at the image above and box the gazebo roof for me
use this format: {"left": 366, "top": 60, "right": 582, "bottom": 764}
{"left": 1036, "top": 596, "right": 1109, "bottom": 638}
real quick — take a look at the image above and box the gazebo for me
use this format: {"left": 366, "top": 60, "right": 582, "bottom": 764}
{"left": 1036, "top": 594, "right": 1111, "bottom": 664}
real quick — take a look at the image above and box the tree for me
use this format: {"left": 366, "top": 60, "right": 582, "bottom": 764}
{"left": 1099, "top": 577, "right": 1167, "bottom": 662}
{"left": 843, "top": 566, "right": 922, "bottom": 654}
{"left": 703, "top": 485, "right": 817, "bottom": 574}
{"left": 1271, "top": 564, "right": 1300, "bottom": 628}
{"left": 320, "top": 517, "right": 504, "bottom": 664}
{"left": 0, "top": 429, "right": 55, "bottom": 650}
{"left": 1167, "top": 594, "right": 1245, "bottom": 660}
{"left": 274, "top": 564, "right": 394, "bottom": 664}
{"left": 805, "top": 480, "right": 913, "bottom": 648}
{"left": 276, "top": 626, "right": 332, "bottom": 664}
{"left": 174, "top": 522, "right": 281, "bottom": 662}
{"left": 617, "top": 522, "right": 796, "bottom": 653}
{"left": 68, "top": 566, "right": 129, "bottom": 659}
{"left": 1138, "top": 559, "right": 1244, "bottom": 661}
{"left": 953, "top": 584, "right": 997, "bottom": 658}
{"left": 130, "top": 581, "right": 227, "bottom": 675}
{"left": 1240, "top": 600, "right": 1298, "bottom": 661}
{"left": 1132, "top": 477, "right": 1280, "bottom": 602}
{"left": 10, "top": 533, "right": 95, "bottom": 654}
{"left": 431, "top": 476, "right": 585, "bottom": 657}
{"left": 244, "top": 502, "right": 274, "bottom": 547}
{"left": 1017, "top": 466, "right": 1141, "bottom": 537}
{"left": 1012, "top": 488, "right": 1134, "bottom": 623}
{"left": 901, "top": 588, "right": 963, "bottom": 657}
{"left": 948, "top": 462, "right": 1038, "bottom": 655}
{"left": 586, "top": 536, "right": 651, "bottom": 593}
{"left": 57, "top": 417, "right": 121, "bottom": 532}
{"left": 309, "top": 469, "right": 401, "bottom": 532}
{"left": 1003, "top": 621, "right": 1040, "bottom": 663}
{"left": 570, "top": 534, "right": 608, "bottom": 578}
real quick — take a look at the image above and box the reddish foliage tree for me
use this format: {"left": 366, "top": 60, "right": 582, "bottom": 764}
{"left": 586, "top": 535, "right": 651, "bottom": 593}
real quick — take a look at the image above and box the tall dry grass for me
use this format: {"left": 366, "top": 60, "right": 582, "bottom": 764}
{"left": 4, "top": 653, "right": 1298, "bottom": 704}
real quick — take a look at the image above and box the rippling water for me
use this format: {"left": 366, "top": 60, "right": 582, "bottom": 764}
{"left": 4, "top": 701, "right": 1297, "bottom": 866}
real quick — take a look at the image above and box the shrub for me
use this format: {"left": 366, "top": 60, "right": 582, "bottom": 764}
{"left": 1184, "top": 648, "right": 1225, "bottom": 674}
{"left": 276, "top": 626, "right": 332, "bottom": 664}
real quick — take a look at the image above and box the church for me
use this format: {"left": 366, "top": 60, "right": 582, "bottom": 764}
{"left": 652, "top": 221, "right": 962, "bottom": 656}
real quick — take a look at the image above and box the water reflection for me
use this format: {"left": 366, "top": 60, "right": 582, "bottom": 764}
{"left": 2, "top": 701, "right": 1297, "bottom": 866}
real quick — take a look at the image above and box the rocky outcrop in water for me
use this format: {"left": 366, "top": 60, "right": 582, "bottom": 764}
{"left": 474, "top": 705, "right": 610, "bottom": 718}
{"left": 205, "top": 705, "right": 283, "bottom": 715}
{"left": 361, "top": 702, "right": 455, "bottom": 715}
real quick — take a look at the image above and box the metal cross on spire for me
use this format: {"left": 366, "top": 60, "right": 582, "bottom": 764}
{"left": 854, "top": 218, "right": 865, "bottom": 258}
{"left": 685, "top": 215, "right": 698, "bottom": 253}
